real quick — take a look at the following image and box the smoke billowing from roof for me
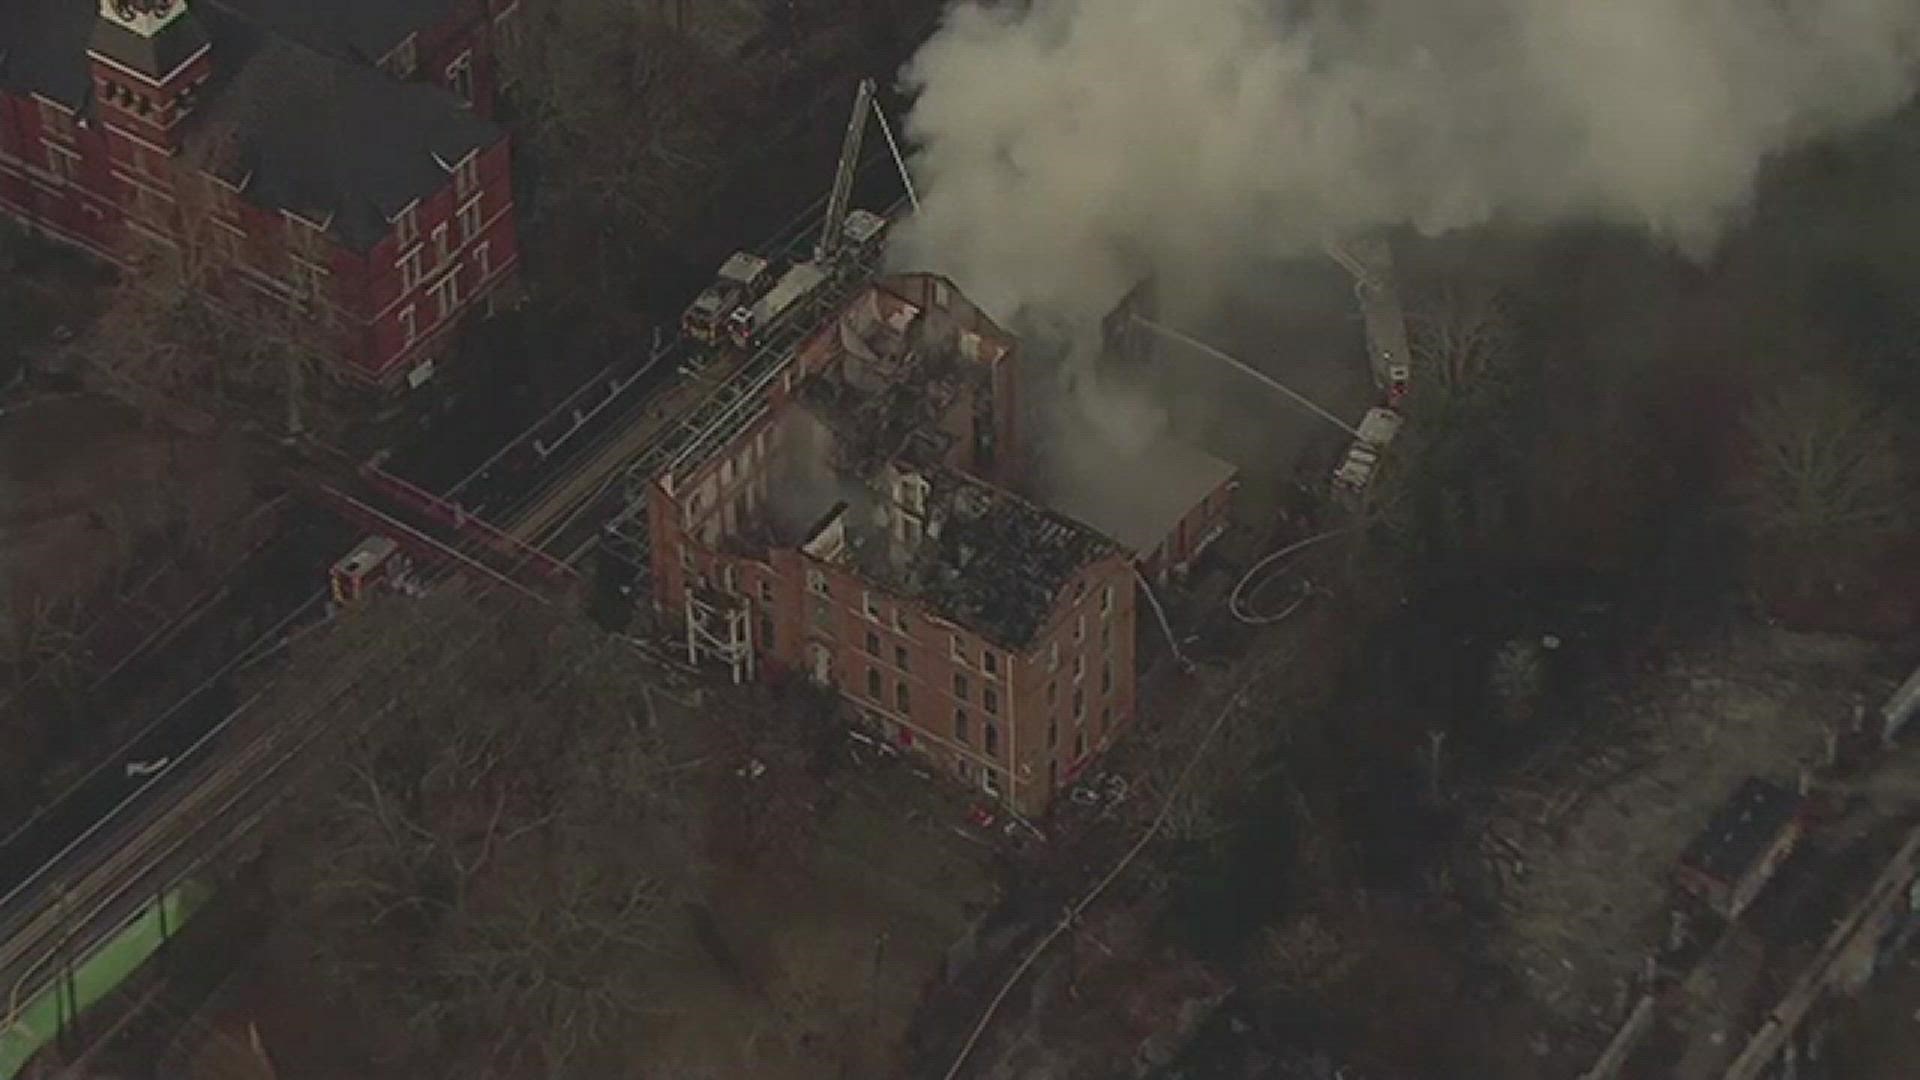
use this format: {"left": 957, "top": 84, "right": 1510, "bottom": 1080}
{"left": 888, "top": 0, "right": 1920, "bottom": 329}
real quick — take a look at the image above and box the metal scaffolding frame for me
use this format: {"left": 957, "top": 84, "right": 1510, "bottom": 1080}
{"left": 684, "top": 584, "right": 755, "bottom": 684}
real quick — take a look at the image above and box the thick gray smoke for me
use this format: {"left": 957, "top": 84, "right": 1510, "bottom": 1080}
{"left": 889, "top": 0, "right": 1920, "bottom": 330}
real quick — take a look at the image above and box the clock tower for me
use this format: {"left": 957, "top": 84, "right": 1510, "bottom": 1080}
{"left": 88, "top": 0, "right": 213, "bottom": 153}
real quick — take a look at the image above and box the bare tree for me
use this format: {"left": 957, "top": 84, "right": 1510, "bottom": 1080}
{"left": 1742, "top": 369, "right": 1912, "bottom": 579}
{"left": 267, "top": 594, "right": 701, "bottom": 1077}
{"left": 1406, "top": 279, "right": 1517, "bottom": 399}
{"left": 64, "top": 118, "right": 346, "bottom": 435}
{"left": 501, "top": 0, "right": 751, "bottom": 322}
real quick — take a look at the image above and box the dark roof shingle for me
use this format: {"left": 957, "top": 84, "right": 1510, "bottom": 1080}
{"left": 188, "top": 10, "right": 499, "bottom": 250}
{"left": 208, "top": 0, "right": 458, "bottom": 64}
{"left": 0, "top": 0, "right": 94, "bottom": 108}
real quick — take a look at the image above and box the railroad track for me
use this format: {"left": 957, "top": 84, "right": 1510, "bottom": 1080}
{"left": 0, "top": 172, "right": 912, "bottom": 1041}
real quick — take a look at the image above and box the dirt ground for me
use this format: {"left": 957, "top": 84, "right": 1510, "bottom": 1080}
{"left": 641, "top": 744, "right": 1000, "bottom": 1078}
{"left": 1477, "top": 624, "right": 1908, "bottom": 1056}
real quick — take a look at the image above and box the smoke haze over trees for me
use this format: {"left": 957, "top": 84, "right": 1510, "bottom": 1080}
{"left": 889, "top": 0, "right": 1920, "bottom": 330}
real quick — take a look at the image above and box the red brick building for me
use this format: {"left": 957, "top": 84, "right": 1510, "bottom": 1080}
{"left": 649, "top": 273, "right": 1142, "bottom": 817}
{"left": 0, "top": 0, "right": 523, "bottom": 389}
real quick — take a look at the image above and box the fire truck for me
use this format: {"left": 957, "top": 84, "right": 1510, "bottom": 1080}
{"left": 726, "top": 261, "right": 828, "bottom": 350}
{"left": 328, "top": 535, "right": 423, "bottom": 607}
{"left": 1331, "top": 406, "right": 1404, "bottom": 501}
{"left": 681, "top": 252, "right": 771, "bottom": 346}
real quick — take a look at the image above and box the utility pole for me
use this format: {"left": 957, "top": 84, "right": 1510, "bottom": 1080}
{"left": 1425, "top": 728, "right": 1447, "bottom": 804}
{"left": 865, "top": 930, "right": 889, "bottom": 1027}
{"left": 284, "top": 350, "right": 304, "bottom": 441}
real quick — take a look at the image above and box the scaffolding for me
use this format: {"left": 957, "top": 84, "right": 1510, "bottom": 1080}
{"left": 684, "top": 583, "right": 754, "bottom": 684}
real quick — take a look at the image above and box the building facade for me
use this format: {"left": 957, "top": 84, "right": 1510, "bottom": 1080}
{"left": 0, "top": 0, "right": 523, "bottom": 389}
{"left": 647, "top": 273, "right": 1141, "bottom": 817}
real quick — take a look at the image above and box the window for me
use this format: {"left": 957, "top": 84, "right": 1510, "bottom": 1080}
{"left": 863, "top": 592, "right": 881, "bottom": 621}
{"left": 1073, "top": 654, "right": 1084, "bottom": 683}
{"left": 1072, "top": 688, "right": 1085, "bottom": 718}
{"left": 454, "top": 152, "right": 479, "bottom": 199}
{"left": 204, "top": 176, "right": 240, "bottom": 220}
{"left": 124, "top": 180, "right": 168, "bottom": 225}
{"left": 385, "top": 34, "right": 418, "bottom": 78}
{"left": 1047, "top": 681, "right": 1057, "bottom": 707}
{"left": 430, "top": 271, "right": 461, "bottom": 321}
{"left": 1047, "top": 718, "right": 1057, "bottom": 750}
{"left": 288, "top": 215, "right": 322, "bottom": 258}
{"left": 954, "top": 708, "right": 970, "bottom": 745}
{"left": 212, "top": 223, "right": 243, "bottom": 264}
{"left": 891, "top": 608, "right": 909, "bottom": 634}
{"left": 447, "top": 53, "right": 474, "bottom": 104}
{"left": 1101, "top": 584, "right": 1115, "bottom": 614}
{"left": 895, "top": 681, "right": 910, "bottom": 713}
{"left": 758, "top": 580, "right": 773, "bottom": 605}
{"left": 808, "top": 569, "right": 830, "bottom": 598}
{"left": 1074, "top": 731, "right": 1087, "bottom": 759}
{"left": 1100, "top": 705, "right": 1111, "bottom": 734}
{"left": 1048, "top": 759, "right": 1058, "bottom": 791}
{"left": 812, "top": 601, "right": 828, "bottom": 629}
{"left": 473, "top": 240, "right": 491, "bottom": 282}
{"left": 759, "top": 613, "right": 775, "bottom": 649}
{"left": 983, "top": 686, "right": 999, "bottom": 715}
{"left": 953, "top": 672, "right": 969, "bottom": 701}
{"left": 1102, "top": 620, "right": 1111, "bottom": 650}
{"left": 37, "top": 98, "right": 75, "bottom": 142}
{"left": 866, "top": 667, "right": 881, "bottom": 699}
{"left": 1101, "top": 660, "right": 1113, "bottom": 695}
{"left": 950, "top": 635, "right": 967, "bottom": 665}
{"left": 864, "top": 629, "right": 879, "bottom": 656}
{"left": 984, "top": 723, "right": 999, "bottom": 758}
{"left": 982, "top": 650, "right": 998, "bottom": 677}
{"left": 1075, "top": 615, "right": 1086, "bottom": 644}
{"left": 894, "top": 644, "right": 909, "bottom": 672}
{"left": 432, "top": 222, "right": 450, "bottom": 266}
{"left": 395, "top": 203, "right": 418, "bottom": 247}
{"left": 292, "top": 257, "right": 327, "bottom": 301}
{"left": 43, "top": 141, "right": 79, "bottom": 183}
{"left": 1047, "top": 641, "right": 1059, "bottom": 673}
{"left": 398, "top": 246, "right": 423, "bottom": 292}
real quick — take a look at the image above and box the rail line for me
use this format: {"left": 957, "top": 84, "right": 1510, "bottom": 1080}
{"left": 0, "top": 166, "right": 914, "bottom": 1063}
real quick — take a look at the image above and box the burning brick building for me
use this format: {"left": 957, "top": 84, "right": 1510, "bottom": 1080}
{"left": 649, "top": 273, "right": 1151, "bottom": 816}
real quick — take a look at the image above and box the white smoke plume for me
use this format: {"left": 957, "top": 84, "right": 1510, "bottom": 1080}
{"left": 889, "top": 0, "right": 1920, "bottom": 331}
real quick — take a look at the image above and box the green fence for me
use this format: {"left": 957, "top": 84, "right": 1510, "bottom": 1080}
{"left": 0, "top": 880, "right": 211, "bottom": 1079}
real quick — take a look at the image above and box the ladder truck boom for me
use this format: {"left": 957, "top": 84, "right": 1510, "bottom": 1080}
{"left": 818, "top": 77, "right": 876, "bottom": 263}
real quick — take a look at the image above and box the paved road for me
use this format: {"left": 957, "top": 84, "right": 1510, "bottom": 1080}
{"left": 0, "top": 161, "right": 910, "bottom": 1035}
